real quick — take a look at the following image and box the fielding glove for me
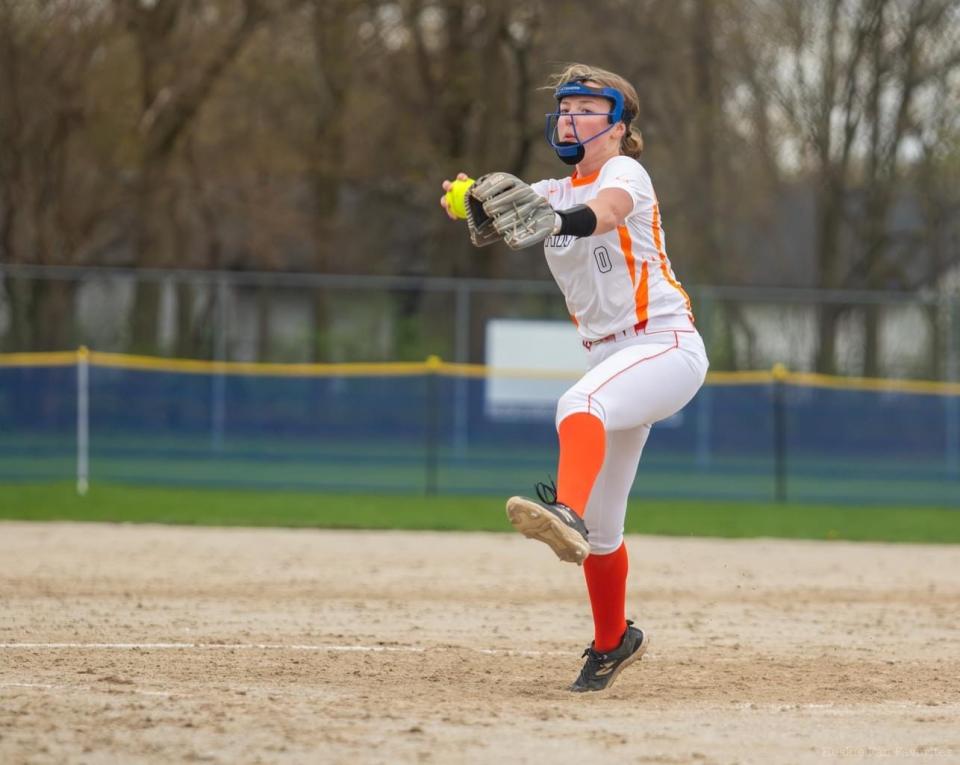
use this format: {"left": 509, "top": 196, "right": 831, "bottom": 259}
{"left": 464, "top": 175, "right": 504, "bottom": 248}
{"left": 468, "top": 172, "right": 557, "bottom": 250}
{"left": 470, "top": 172, "right": 557, "bottom": 250}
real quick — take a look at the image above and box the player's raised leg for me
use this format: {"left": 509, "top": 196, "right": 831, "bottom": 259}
{"left": 506, "top": 411, "right": 605, "bottom": 565}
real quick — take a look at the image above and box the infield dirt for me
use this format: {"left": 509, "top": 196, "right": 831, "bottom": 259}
{"left": 1, "top": 521, "right": 958, "bottom": 764}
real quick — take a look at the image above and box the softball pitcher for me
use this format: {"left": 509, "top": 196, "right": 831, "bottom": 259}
{"left": 440, "top": 63, "right": 709, "bottom": 693}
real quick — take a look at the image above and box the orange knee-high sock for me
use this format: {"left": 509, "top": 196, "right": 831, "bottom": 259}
{"left": 556, "top": 412, "right": 606, "bottom": 517}
{"left": 583, "top": 542, "right": 629, "bottom": 652}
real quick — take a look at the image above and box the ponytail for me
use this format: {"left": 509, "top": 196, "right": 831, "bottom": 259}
{"left": 621, "top": 126, "right": 644, "bottom": 159}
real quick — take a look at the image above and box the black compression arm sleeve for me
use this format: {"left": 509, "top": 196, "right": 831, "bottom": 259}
{"left": 555, "top": 204, "right": 598, "bottom": 237}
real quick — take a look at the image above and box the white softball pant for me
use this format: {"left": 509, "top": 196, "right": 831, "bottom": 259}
{"left": 555, "top": 328, "right": 709, "bottom": 554}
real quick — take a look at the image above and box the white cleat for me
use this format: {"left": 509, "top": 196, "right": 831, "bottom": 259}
{"left": 505, "top": 495, "right": 590, "bottom": 565}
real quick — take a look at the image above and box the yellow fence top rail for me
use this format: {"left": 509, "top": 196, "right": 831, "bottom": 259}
{"left": 0, "top": 351, "right": 78, "bottom": 367}
{"left": 1, "top": 350, "right": 960, "bottom": 395}
{"left": 88, "top": 351, "right": 432, "bottom": 377}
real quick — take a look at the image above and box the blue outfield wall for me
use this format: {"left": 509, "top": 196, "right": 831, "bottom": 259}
{"left": 0, "top": 357, "right": 958, "bottom": 506}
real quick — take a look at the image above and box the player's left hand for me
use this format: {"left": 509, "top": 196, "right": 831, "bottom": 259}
{"left": 470, "top": 172, "right": 556, "bottom": 250}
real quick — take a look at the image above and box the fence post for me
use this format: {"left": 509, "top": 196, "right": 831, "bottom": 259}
{"left": 946, "top": 292, "right": 959, "bottom": 479}
{"left": 76, "top": 346, "right": 90, "bottom": 497}
{"left": 424, "top": 355, "right": 442, "bottom": 495}
{"left": 210, "top": 277, "right": 228, "bottom": 452}
{"left": 772, "top": 363, "right": 788, "bottom": 503}
{"left": 696, "top": 383, "right": 712, "bottom": 469}
{"left": 453, "top": 284, "right": 470, "bottom": 455}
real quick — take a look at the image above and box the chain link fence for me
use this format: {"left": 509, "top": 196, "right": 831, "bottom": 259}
{"left": 1, "top": 265, "right": 958, "bottom": 382}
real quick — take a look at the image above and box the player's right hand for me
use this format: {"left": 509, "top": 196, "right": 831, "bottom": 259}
{"left": 440, "top": 172, "right": 471, "bottom": 220}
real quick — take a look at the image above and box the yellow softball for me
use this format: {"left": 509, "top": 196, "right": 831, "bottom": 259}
{"left": 445, "top": 177, "right": 475, "bottom": 220}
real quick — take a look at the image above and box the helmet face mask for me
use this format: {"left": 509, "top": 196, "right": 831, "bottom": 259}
{"left": 545, "top": 80, "right": 630, "bottom": 165}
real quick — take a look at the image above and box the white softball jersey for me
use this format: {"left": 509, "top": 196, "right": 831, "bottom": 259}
{"left": 531, "top": 155, "right": 693, "bottom": 341}
{"left": 531, "top": 155, "right": 709, "bottom": 553}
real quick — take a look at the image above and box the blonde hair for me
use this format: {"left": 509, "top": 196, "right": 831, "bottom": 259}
{"left": 545, "top": 63, "right": 644, "bottom": 159}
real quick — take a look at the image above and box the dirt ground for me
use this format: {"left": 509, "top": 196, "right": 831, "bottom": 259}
{"left": 1, "top": 521, "right": 958, "bottom": 765}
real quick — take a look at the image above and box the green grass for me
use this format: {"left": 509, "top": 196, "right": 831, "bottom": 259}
{"left": 1, "top": 482, "right": 958, "bottom": 544}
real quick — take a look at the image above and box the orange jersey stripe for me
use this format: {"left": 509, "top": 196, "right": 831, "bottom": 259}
{"left": 571, "top": 168, "right": 600, "bottom": 187}
{"left": 617, "top": 224, "right": 648, "bottom": 323}
{"left": 651, "top": 202, "right": 664, "bottom": 254}
{"left": 659, "top": 257, "right": 692, "bottom": 316}
{"left": 635, "top": 261, "right": 649, "bottom": 323}
{"left": 652, "top": 202, "right": 693, "bottom": 318}
{"left": 617, "top": 224, "right": 636, "bottom": 285}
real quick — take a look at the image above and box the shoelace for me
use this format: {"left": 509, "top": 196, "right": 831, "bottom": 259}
{"left": 576, "top": 647, "right": 616, "bottom": 685}
{"left": 581, "top": 646, "right": 609, "bottom": 663}
{"left": 535, "top": 477, "right": 558, "bottom": 504}
{"left": 580, "top": 620, "right": 635, "bottom": 664}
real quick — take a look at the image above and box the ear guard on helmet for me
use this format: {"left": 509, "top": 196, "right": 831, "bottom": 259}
{"left": 545, "top": 80, "right": 632, "bottom": 165}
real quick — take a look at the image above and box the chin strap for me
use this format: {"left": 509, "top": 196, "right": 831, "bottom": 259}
{"left": 556, "top": 143, "right": 585, "bottom": 165}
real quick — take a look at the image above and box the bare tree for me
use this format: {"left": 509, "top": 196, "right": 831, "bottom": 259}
{"left": 113, "top": 0, "right": 273, "bottom": 353}
{"left": 5, "top": 0, "right": 960, "bottom": 371}
{"left": 756, "top": 0, "right": 960, "bottom": 372}
{"left": 913, "top": 56, "right": 960, "bottom": 379}
{"left": 0, "top": 0, "right": 120, "bottom": 350}
{"left": 344, "top": 0, "right": 546, "bottom": 359}
{"left": 304, "top": 0, "right": 361, "bottom": 359}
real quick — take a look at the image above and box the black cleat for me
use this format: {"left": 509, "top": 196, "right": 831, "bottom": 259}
{"left": 505, "top": 480, "right": 590, "bottom": 565}
{"left": 569, "top": 621, "right": 649, "bottom": 693}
